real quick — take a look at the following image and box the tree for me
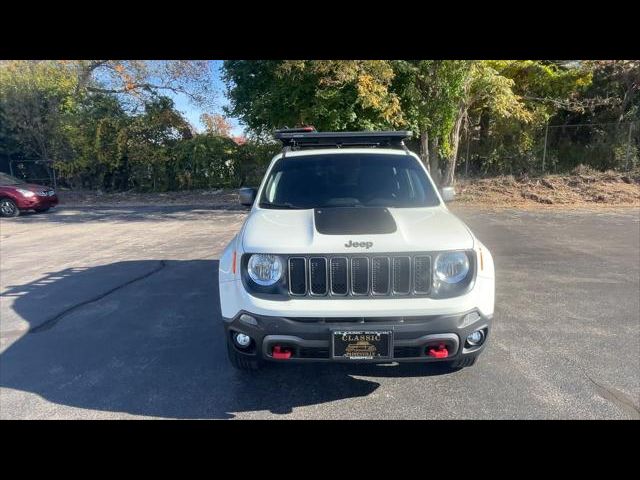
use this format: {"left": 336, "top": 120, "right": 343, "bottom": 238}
{"left": 392, "top": 60, "right": 472, "bottom": 185}
{"left": 0, "top": 61, "right": 78, "bottom": 162}
{"left": 468, "top": 61, "right": 593, "bottom": 175}
{"left": 581, "top": 60, "right": 639, "bottom": 122}
{"left": 441, "top": 61, "right": 535, "bottom": 185}
{"left": 124, "top": 97, "right": 193, "bottom": 190}
{"left": 393, "top": 60, "right": 584, "bottom": 185}
{"left": 71, "top": 60, "right": 215, "bottom": 109}
{"left": 200, "top": 113, "right": 232, "bottom": 137}
{"left": 223, "top": 60, "right": 403, "bottom": 133}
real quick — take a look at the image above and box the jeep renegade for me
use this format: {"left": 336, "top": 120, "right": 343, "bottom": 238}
{"left": 219, "top": 129, "right": 495, "bottom": 370}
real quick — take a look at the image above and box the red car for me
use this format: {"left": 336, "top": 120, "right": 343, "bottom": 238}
{"left": 0, "top": 172, "right": 59, "bottom": 217}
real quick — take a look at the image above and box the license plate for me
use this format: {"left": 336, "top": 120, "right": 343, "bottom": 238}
{"left": 332, "top": 330, "right": 393, "bottom": 360}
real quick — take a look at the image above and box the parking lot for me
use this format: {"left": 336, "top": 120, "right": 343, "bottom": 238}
{"left": 1, "top": 204, "right": 638, "bottom": 419}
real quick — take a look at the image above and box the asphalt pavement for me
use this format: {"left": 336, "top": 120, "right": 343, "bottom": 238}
{"left": 0, "top": 204, "right": 638, "bottom": 419}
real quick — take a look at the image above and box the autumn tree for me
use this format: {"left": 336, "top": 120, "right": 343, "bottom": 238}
{"left": 223, "top": 60, "right": 403, "bottom": 133}
{"left": 71, "top": 60, "right": 215, "bottom": 109}
{"left": 392, "top": 61, "right": 472, "bottom": 185}
{"left": 469, "top": 61, "right": 594, "bottom": 175}
{"left": 200, "top": 113, "right": 232, "bottom": 137}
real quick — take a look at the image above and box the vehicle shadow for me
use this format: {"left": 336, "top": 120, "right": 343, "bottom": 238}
{"left": 0, "top": 259, "right": 451, "bottom": 419}
{"left": 7, "top": 204, "right": 246, "bottom": 225}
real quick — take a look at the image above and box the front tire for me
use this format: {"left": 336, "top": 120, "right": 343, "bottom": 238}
{"left": 226, "top": 339, "right": 262, "bottom": 371}
{"left": 0, "top": 198, "right": 20, "bottom": 218}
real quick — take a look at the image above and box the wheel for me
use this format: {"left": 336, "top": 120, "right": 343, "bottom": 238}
{"left": 226, "top": 338, "right": 262, "bottom": 371}
{"left": 35, "top": 207, "right": 50, "bottom": 213}
{"left": 0, "top": 198, "right": 20, "bottom": 218}
{"left": 444, "top": 355, "right": 477, "bottom": 371}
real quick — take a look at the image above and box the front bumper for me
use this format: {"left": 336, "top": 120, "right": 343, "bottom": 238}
{"left": 17, "top": 195, "right": 58, "bottom": 210}
{"left": 223, "top": 310, "right": 491, "bottom": 363}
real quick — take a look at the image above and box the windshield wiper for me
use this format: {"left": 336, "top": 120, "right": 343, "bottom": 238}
{"left": 317, "top": 202, "right": 365, "bottom": 208}
{"left": 259, "top": 201, "right": 305, "bottom": 209}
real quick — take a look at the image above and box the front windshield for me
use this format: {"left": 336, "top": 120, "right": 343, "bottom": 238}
{"left": 259, "top": 153, "right": 440, "bottom": 209}
{"left": 0, "top": 173, "right": 24, "bottom": 186}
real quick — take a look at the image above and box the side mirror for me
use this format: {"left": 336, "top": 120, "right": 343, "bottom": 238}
{"left": 440, "top": 186, "right": 456, "bottom": 203}
{"left": 239, "top": 187, "right": 257, "bottom": 207}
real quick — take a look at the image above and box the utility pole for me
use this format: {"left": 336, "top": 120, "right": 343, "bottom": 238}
{"left": 625, "top": 122, "right": 634, "bottom": 170}
{"left": 542, "top": 123, "right": 549, "bottom": 174}
{"left": 465, "top": 127, "right": 470, "bottom": 177}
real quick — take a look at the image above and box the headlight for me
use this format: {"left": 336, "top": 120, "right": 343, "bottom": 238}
{"left": 434, "top": 251, "right": 470, "bottom": 284}
{"left": 247, "top": 254, "right": 283, "bottom": 286}
{"left": 16, "top": 188, "right": 35, "bottom": 198}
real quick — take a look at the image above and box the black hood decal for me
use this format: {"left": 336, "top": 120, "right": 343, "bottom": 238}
{"left": 314, "top": 207, "right": 397, "bottom": 235}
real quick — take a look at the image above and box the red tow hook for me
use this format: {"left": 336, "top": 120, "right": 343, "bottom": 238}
{"left": 428, "top": 343, "right": 449, "bottom": 359}
{"left": 272, "top": 345, "right": 292, "bottom": 359}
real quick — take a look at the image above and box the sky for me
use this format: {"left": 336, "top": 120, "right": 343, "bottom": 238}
{"left": 168, "top": 60, "right": 245, "bottom": 137}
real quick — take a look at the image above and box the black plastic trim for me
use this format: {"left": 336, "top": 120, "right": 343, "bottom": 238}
{"left": 314, "top": 207, "right": 397, "bottom": 235}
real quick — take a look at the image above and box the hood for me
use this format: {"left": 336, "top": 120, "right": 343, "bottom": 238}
{"left": 241, "top": 206, "right": 474, "bottom": 254}
{"left": 5, "top": 183, "right": 50, "bottom": 193}
{"left": 25, "top": 183, "right": 50, "bottom": 192}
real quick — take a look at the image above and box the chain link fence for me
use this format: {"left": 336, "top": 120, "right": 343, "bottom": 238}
{"left": 0, "top": 157, "right": 57, "bottom": 187}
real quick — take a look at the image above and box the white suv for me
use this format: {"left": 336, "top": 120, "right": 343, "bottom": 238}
{"left": 219, "top": 129, "right": 494, "bottom": 371}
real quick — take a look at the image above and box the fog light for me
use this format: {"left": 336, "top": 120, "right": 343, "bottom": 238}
{"left": 466, "top": 329, "right": 485, "bottom": 346}
{"left": 234, "top": 332, "right": 252, "bottom": 348}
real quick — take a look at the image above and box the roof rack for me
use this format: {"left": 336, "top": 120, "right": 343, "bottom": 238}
{"left": 274, "top": 129, "right": 413, "bottom": 151}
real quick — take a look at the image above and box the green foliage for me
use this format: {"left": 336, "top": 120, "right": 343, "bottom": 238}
{"left": 172, "top": 134, "right": 238, "bottom": 190}
{"left": 1, "top": 60, "right": 637, "bottom": 192}
{"left": 223, "top": 60, "right": 403, "bottom": 133}
{"left": 393, "top": 60, "right": 471, "bottom": 157}
{"left": 0, "top": 61, "right": 79, "bottom": 161}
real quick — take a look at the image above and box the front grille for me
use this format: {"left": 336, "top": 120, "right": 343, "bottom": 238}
{"left": 287, "top": 254, "right": 433, "bottom": 298}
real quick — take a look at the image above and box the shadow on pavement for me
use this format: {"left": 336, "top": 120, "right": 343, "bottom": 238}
{"left": 8, "top": 204, "right": 245, "bottom": 225}
{"left": 0, "top": 259, "right": 449, "bottom": 419}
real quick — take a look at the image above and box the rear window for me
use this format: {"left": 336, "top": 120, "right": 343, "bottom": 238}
{"left": 259, "top": 153, "right": 440, "bottom": 209}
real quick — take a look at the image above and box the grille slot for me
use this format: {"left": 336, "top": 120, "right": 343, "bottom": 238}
{"left": 413, "top": 256, "right": 432, "bottom": 294}
{"left": 309, "top": 257, "right": 328, "bottom": 295}
{"left": 330, "top": 257, "right": 348, "bottom": 295}
{"left": 288, "top": 257, "right": 307, "bottom": 295}
{"left": 392, "top": 256, "right": 411, "bottom": 294}
{"left": 351, "top": 257, "right": 369, "bottom": 295}
{"left": 371, "top": 257, "right": 390, "bottom": 295}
